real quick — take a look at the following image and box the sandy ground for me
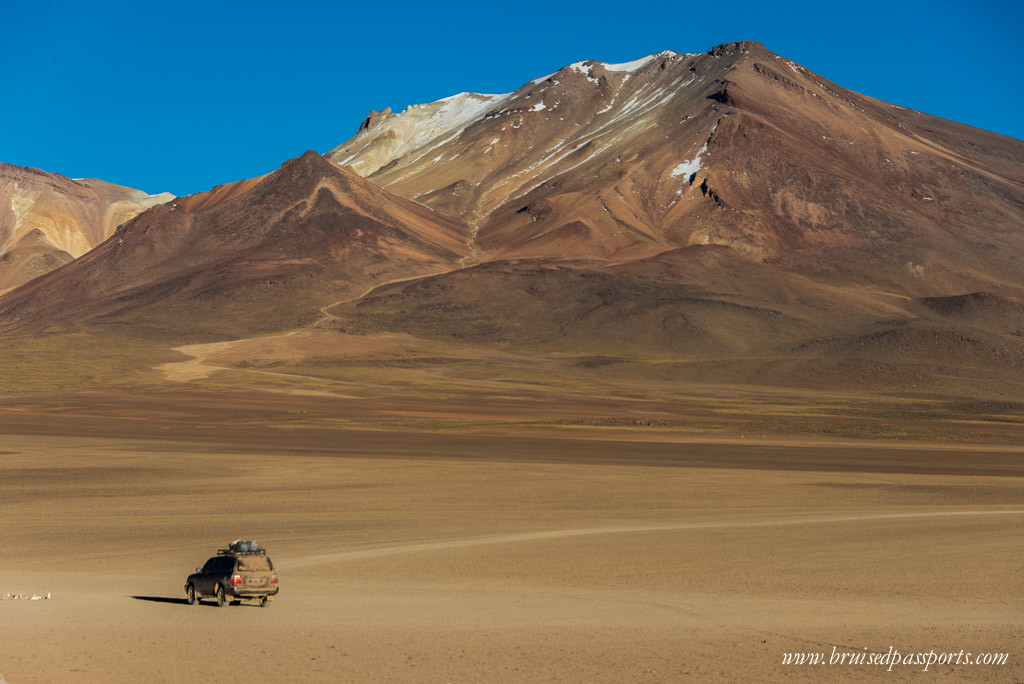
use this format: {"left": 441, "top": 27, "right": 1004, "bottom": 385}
{"left": 1, "top": 422, "right": 1022, "bottom": 683}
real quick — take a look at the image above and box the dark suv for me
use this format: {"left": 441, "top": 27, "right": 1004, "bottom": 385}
{"left": 185, "top": 540, "right": 279, "bottom": 607}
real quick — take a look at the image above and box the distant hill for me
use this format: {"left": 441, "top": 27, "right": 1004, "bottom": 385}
{"left": 0, "top": 151, "right": 468, "bottom": 337}
{"left": 0, "top": 163, "right": 172, "bottom": 292}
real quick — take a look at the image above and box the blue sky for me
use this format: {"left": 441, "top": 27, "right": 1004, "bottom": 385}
{"left": 2, "top": 0, "right": 1020, "bottom": 196}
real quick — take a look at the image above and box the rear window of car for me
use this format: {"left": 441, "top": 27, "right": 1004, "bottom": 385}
{"left": 237, "top": 555, "right": 273, "bottom": 571}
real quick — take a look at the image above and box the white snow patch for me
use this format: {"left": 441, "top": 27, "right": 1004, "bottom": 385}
{"left": 529, "top": 102, "right": 547, "bottom": 112}
{"left": 570, "top": 62, "right": 601, "bottom": 84}
{"left": 333, "top": 91, "right": 510, "bottom": 175}
{"left": 603, "top": 50, "right": 676, "bottom": 72}
{"left": 670, "top": 140, "right": 709, "bottom": 179}
{"left": 604, "top": 55, "right": 656, "bottom": 72}
{"left": 670, "top": 154, "right": 702, "bottom": 179}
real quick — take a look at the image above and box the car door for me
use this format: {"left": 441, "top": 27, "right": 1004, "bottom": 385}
{"left": 216, "top": 557, "right": 236, "bottom": 589}
{"left": 198, "top": 557, "right": 219, "bottom": 593}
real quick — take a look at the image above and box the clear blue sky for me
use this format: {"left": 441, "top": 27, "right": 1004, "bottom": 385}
{"left": 2, "top": 0, "right": 1020, "bottom": 196}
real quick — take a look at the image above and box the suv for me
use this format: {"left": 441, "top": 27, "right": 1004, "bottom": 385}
{"left": 185, "top": 540, "right": 279, "bottom": 607}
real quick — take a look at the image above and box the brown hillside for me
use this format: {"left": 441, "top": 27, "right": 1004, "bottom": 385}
{"left": 331, "top": 42, "right": 1024, "bottom": 299}
{"left": 0, "top": 151, "right": 469, "bottom": 337}
{"left": 0, "top": 163, "right": 172, "bottom": 289}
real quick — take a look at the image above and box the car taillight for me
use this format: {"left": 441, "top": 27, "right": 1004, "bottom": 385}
{"left": 269, "top": 575, "right": 278, "bottom": 585}
{"left": 230, "top": 574, "right": 243, "bottom": 586}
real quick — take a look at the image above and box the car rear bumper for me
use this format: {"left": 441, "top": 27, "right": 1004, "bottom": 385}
{"left": 228, "top": 587, "right": 279, "bottom": 598}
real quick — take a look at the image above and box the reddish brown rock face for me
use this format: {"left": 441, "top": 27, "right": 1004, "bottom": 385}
{"left": 330, "top": 42, "right": 1024, "bottom": 296}
{"left": 0, "top": 151, "right": 469, "bottom": 336}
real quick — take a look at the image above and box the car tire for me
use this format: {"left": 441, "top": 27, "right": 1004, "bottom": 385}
{"left": 186, "top": 584, "right": 198, "bottom": 605}
{"left": 216, "top": 585, "right": 227, "bottom": 607}
{"left": 259, "top": 595, "right": 270, "bottom": 608}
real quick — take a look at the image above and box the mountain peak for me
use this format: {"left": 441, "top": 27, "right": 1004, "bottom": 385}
{"left": 358, "top": 108, "right": 395, "bottom": 132}
{"left": 710, "top": 40, "right": 768, "bottom": 57}
{"left": 329, "top": 92, "right": 510, "bottom": 176}
{"left": 269, "top": 149, "right": 348, "bottom": 184}
{"left": 321, "top": 41, "right": 1024, "bottom": 290}
{"left": 284, "top": 149, "right": 336, "bottom": 171}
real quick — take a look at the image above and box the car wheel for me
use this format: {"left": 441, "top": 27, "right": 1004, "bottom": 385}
{"left": 259, "top": 595, "right": 270, "bottom": 608}
{"left": 216, "top": 585, "right": 227, "bottom": 607}
{"left": 186, "top": 584, "right": 198, "bottom": 605}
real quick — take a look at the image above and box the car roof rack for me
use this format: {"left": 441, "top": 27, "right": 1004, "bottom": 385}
{"left": 218, "top": 539, "right": 266, "bottom": 556}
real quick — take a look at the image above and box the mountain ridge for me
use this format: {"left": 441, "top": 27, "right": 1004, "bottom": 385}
{"left": 324, "top": 41, "right": 1024, "bottom": 300}
{"left": 1, "top": 42, "right": 1022, "bottom": 400}
{"left": 0, "top": 150, "right": 469, "bottom": 337}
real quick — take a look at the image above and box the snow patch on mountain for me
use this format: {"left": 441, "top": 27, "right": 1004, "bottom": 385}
{"left": 604, "top": 51, "right": 677, "bottom": 72}
{"left": 330, "top": 92, "right": 510, "bottom": 176}
{"left": 570, "top": 62, "right": 601, "bottom": 84}
{"left": 671, "top": 142, "right": 708, "bottom": 180}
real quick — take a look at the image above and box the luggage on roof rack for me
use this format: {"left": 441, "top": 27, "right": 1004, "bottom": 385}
{"left": 218, "top": 539, "right": 266, "bottom": 556}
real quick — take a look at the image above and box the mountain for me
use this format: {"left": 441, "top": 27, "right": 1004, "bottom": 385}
{"left": 329, "top": 41, "right": 1024, "bottom": 297}
{"left": 325, "top": 41, "right": 1024, "bottom": 396}
{"left": 2, "top": 42, "right": 1022, "bottom": 399}
{"left": 0, "top": 163, "right": 173, "bottom": 293}
{"left": 0, "top": 151, "right": 469, "bottom": 337}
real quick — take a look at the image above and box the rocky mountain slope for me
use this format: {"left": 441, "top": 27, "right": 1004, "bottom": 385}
{"left": 0, "top": 151, "right": 468, "bottom": 337}
{"left": 330, "top": 41, "right": 1024, "bottom": 396}
{"left": 0, "top": 163, "right": 173, "bottom": 292}
{"left": 329, "top": 41, "right": 1024, "bottom": 297}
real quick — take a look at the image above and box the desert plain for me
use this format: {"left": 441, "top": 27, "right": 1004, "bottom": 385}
{"left": 1, "top": 379, "right": 1022, "bottom": 683}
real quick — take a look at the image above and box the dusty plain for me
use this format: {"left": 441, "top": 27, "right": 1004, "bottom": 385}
{"left": 1, "top": 382, "right": 1022, "bottom": 683}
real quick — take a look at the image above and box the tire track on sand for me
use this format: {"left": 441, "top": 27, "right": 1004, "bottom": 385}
{"left": 289, "top": 509, "right": 1024, "bottom": 567}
